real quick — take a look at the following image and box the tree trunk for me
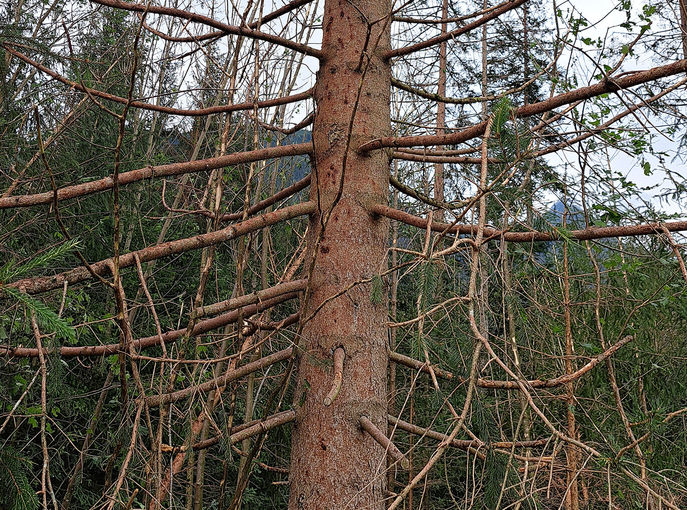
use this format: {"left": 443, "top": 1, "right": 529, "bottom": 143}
{"left": 288, "top": 0, "right": 391, "bottom": 507}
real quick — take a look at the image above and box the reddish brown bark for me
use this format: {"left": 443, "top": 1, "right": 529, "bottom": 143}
{"left": 287, "top": 0, "right": 392, "bottom": 506}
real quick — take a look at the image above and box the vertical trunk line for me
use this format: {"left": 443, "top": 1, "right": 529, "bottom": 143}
{"left": 562, "top": 208, "right": 580, "bottom": 510}
{"left": 288, "top": 0, "right": 392, "bottom": 507}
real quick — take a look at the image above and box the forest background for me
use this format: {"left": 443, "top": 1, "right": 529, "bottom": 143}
{"left": 1, "top": 0, "right": 687, "bottom": 508}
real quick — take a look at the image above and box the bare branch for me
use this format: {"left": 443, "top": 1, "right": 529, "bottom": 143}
{"left": 360, "top": 59, "right": 687, "bottom": 151}
{"left": 6, "top": 201, "right": 316, "bottom": 294}
{"left": 369, "top": 204, "right": 687, "bottom": 243}
{"left": 0, "top": 143, "right": 312, "bottom": 208}
{"left": 384, "top": 0, "right": 528, "bottom": 59}
{"left": 4, "top": 44, "right": 313, "bottom": 116}
{"left": 89, "top": 0, "right": 322, "bottom": 58}
{"left": 1, "top": 293, "right": 299, "bottom": 357}
{"left": 146, "top": 347, "right": 294, "bottom": 407}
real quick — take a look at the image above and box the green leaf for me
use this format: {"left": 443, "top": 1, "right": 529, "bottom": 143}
{"left": 492, "top": 96, "right": 512, "bottom": 135}
{"left": 1, "top": 287, "right": 76, "bottom": 343}
{"left": 0, "top": 239, "right": 80, "bottom": 282}
{"left": 370, "top": 274, "right": 383, "bottom": 305}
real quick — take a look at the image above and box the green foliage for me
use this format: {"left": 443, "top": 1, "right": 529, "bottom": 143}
{"left": 492, "top": 96, "right": 512, "bottom": 136}
{"left": 1, "top": 286, "right": 75, "bottom": 343}
{"left": 0, "top": 447, "right": 39, "bottom": 510}
{"left": 0, "top": 240, "right": 79, "bottom": 342}
{"left": 0, "top": 239, "right": 80, "bottom": 283}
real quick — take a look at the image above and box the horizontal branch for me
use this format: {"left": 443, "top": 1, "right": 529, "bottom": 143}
{"left": 391, "top": 337, "right": 634, "bottom": 390}
{"left": 388, "top": 351, "right": 454, "bottom": 380}
{"left": 221, "top": 174, "right": 311, "bottom": 222}
{"left": 255, "top": 112, "right": 315, "bottom": 135}
{"left": 389, "top": 175, "right": 455, "bottom": 210}
{"left": 391, "top": 78, "right": 486, "bottom": 105}
{"left": 147, "top": 347, "right": 294, "bottom": 407}
{"left": 243, "top": 312, "right": 300, "bottom": 336}
{"left": 192, "top": 410, "right": 296, "bottom": 451}
{"left": 4, "top": 45, "right": 313, "bottom": 116}
{"left": 388, "top": 415, "right": 549, "bottom": 450}
{"left": 477, "top": 335, "right": 635, "bottom": 389}
{"left": 369, "top": 204, "right": 687, "bottom": 243}
{"left": 7, "top": 201, "right": 316, "bottom": 294}
{"left": 360, "top": 416, "right": 409, "bottom": 469}
{"left": 0, "top": 143, "right": 312, "bottom": 209}
{"left": 140, "top": 0, "right": 314, "bottom": 42}
{"left": 194, "top": 279, "right": 307, "bottom": 319}
{"left": 1, "top": 293, "right": 299, "bottom": 357}
{"left": 140, "top": 18, "right": 221, "bottom": 43}
{"left": 249, "top": 0, "right": 314, "bottom": 28}
{"left": 384, "top": 0, "right": 528, "bottom": 59}
{"left": 392, "top": 150, "right": 486, "bottom": 165}
{"left": 89, "top": 0, "right": 322, "bottom": 58}
{"left": 360, "top": 59, "right": 687, "bottom": 151}
{"left": 392, "top": 0, "right": 505, "bottom": 25}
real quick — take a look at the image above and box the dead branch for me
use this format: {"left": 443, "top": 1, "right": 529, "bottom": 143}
{"left": 1, "top": 292, "right": 299, "bottom": 358}
{"left": 4, "top": 45, "right": 313, "bottom": 116}
{"left": 360, "top": 59, "right": 687, "bottom": 151}
{"left": 0, "top": 143, "right": 312, "bottom": 209}
{"left": 194, "top": 279, "right": 307, "bottom": 319}
{"left": 89, "top": 0, "right": 322, "bottom": 57}
{"left": 191, "top": 410, "right": 297, "bottom": 451}
{"left": 323, "top": 347, "right": 345, "bottom": 406}
{"left": 146, "top": 347, "right": 294, "bottom": 407}
{"left": 359, "top": 416, "right": 409, "bottom": 469}
{"left": 369, "top": 204, "right": 687, "bottom": 243}
{"left": 388, "top": 415, "right": 549, "bottom": 450}
{"left": 384, "top": 0, "right": 528, "bottom": 59}
{"left": 388, "top": 351, "right": 454, "bottom": 380}
{"left": 6, "top": 201, "right": 315, "bottom": 294}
